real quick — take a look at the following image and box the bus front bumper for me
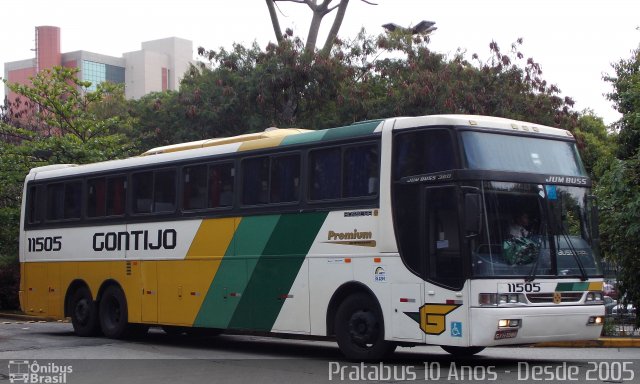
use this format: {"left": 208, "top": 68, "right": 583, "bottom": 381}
{"left": 470, "top": 305, "right": 604, "bottom": 346}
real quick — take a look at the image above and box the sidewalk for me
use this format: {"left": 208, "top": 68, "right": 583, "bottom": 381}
{"left": 0, "top": 310, "right": 58, "bottom": 322}
{"left": 535, "top": 338, "right": 640, "bottom": 348}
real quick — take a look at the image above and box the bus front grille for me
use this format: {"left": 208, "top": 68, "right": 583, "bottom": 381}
{"left": 526, "top": 292, "right": 583, "bottom": 303}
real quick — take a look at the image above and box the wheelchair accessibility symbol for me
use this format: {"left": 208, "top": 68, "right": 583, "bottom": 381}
{"left": 451, "top": 321, "right": 462, "bottom": 337}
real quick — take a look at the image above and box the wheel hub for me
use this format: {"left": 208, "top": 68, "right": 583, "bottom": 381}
{"left": 348, "top": 309, "right": 378, "bottom": 347}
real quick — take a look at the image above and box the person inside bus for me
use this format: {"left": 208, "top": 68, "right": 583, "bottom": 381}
{"left": 509, "top": 212, "right": 532, "bottom": 239}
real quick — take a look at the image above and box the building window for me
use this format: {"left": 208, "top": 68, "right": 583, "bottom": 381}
{"left": 82, "top": 60, "right": 124, "bottom": 92}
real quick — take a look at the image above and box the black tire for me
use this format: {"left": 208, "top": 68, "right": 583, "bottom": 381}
{"left": 69, "top": 286, "right": 100, "bottom": 337}
{"left": 99, "top": 285, "right": 133, "bottom": 339}
{"left": 334, "top": 293, "right": 396, "bottom": 361}
{"left": 440, "top": 345, "right": 485, "bottom": 356}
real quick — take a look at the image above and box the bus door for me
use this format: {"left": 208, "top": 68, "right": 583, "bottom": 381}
{"left": 421, "top": 185, "right": 470, "bottom": 346}
{"left": 139, "top": 260, "right": 158, "bottom": 323}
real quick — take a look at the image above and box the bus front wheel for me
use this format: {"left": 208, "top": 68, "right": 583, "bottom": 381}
{"left": 334, "top": 293, "right": 396, "bottom": 361}
{"left": 99, "top": 285, "right": 146, "bottom": 339}
{"left": 69, "top": 286, "right": 100, "bottom": 337}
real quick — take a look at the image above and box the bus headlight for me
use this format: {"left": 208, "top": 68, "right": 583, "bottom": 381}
{"left": 498, "top": 319, "right": 521, "bottom": 328}
{"left": 479, "top": 293, "right": 526, "bottom": 306}
{"left": 587, "top": 316, "right": 603, "bottom": 325}
{"left": 585, "top": 291, "right": 604, "bottom": 304}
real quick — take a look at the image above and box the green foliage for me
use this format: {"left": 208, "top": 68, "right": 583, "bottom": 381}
{"left": 596, "top": 153, "right": 640, "bottom": 327}
{"left": 574, "top": 110, "right": 617, "bottom": 179}
{"left": 605, "top": 46, "right": 640, "bottom": 160}
{"left": 0, "top": 67, "right": 139, "bottom": 309}
{"left": 134, "top": 31, "right": 580, "bottom": 149}
{"left": 599, "top": 44, "right": 640, "bottom": 327}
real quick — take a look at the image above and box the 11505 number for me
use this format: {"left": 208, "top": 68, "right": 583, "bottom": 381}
{"left": 27, "top": 236, "right": 62, "bottom": 252}
{"left": 507, "top": 283, "right": 541, "bottom": 293}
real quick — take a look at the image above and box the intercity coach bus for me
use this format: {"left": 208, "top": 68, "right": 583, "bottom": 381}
{"left": 19, "top": 115, "right": 604, "bottom": 360}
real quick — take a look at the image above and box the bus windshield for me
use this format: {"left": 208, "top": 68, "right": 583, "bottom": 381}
{"left": 461, "top": 131, "right": 587, "bottom": 176}
{"left": 470, "top": 181, "right": 602, "bottom": 278}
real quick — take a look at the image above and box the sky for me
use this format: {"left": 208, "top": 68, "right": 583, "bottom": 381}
{"left": 1, "top": 0, "right": 638, "bottom": 125}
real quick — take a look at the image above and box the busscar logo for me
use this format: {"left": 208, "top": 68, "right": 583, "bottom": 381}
{"left": 8, "top": 360, "right": 72, "bottom": 384}
{"left": 544, "top": 175, "right": 588, "bottom": 185}
{"left": 325, "top": 229, "right": 376, "bottom": 247}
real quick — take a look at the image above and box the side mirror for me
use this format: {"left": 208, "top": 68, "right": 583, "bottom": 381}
{"left": 464, "top": 193, "right": 482, "bottom": 236}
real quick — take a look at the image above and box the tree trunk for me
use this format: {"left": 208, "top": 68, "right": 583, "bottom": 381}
{"left": 305, "top": 9, "right": 325, "bottom": 53}
{"left": 266, "top": 0, "right": 284, "bottom": 44}
{"left": 321, "top": 0, "right": 349, "bottom": 57}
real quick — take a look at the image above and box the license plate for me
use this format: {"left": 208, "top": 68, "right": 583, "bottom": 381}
{"left": 494, "top": 329, "right": 518, "bottom": 340}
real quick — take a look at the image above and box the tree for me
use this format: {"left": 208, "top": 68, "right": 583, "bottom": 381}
{"left": 154, "top": 31, "right": 581, "bottom": 146}
{"left": 573, "top": 110, "right": 617, "bottom": 179}
{"left": 265, "top": 0, "right": 376, "bottom": 55}
{"left": 605, "top": 46, "right": 640, "bottom": 160}
{"left": 599, "top": 44, "right": 640, "bottom": 326}
{"left": 0, "top": 67, "right": 139, "bottom": 309}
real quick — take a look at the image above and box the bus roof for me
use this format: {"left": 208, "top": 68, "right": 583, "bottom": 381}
{"left": 26, "top": 115, "right": 572, "bottom": 180}
{"left": 391, "top": 114, "right": 573, "bottom": 137}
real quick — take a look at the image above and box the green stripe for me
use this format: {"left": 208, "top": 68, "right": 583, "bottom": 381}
{"left": 555, "top": 282, "right": 589, "bottom": 291}
{"left": 194, "top": 215, "right": 280, "bottom": 328}
{"left": 280, "top": 120, "right": 381, "bottom": 146}
{"left": 280, "top": 130, "right": 327, "bottom": 146}
{"left": 229, "top": 212, "right": 328, "bottom": 330}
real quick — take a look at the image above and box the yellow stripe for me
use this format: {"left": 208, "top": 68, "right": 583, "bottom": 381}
{"left": 186, "top": 217, "right": 240, "bottom": 259}
{"left": 588, "top": 282, "right": 603, "bottom": 291}
{"left": 238, "top": 136, "right": 286, "bottom": 151}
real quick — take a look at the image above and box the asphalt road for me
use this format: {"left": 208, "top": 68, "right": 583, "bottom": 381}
{"left": 1, "top": 317, "right": 639, "bottom": 384}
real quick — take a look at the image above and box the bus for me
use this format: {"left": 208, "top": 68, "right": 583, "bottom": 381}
{"left": 19, "top": 115, "right": 604, "bottom": 360}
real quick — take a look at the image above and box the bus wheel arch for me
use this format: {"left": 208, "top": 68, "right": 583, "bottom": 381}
{"left": 326, "top": 282, "right": 376, "bottom": 337}
{"left": 65, "top": 280, "right": 100, "bottom": 337}
{"left": 327, "top": 282, "right": 396, "bottom": 361}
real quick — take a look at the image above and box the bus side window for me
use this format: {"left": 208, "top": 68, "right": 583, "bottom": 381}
{"left": 309, "top": 148, "right": 341, "bottom": 201}
{"left": 64, "top": 182, "right": 82, "bottom": 219}
{"left": 210, "top": 163, "right": 234, "bottom": 208}
{"left": 106, "top": 177, "right": 126, "bottom": 216}
{"left": 87, "top": 178, "right": 106, "bottom": 217}
{"left": 271, "top": 155, "right": 300, "bottom": 203}
{"left": 132, "top": 171, "right": 153, "bottom": 214}
{"left": 153, "top": 170, "right": 176, "bottom": 213}
{"left": 242, "top": 157, "right": 269, "bottom": 205}
{"left": 46, "top": 183, "right": 65, "bottom": 221}
{"left": 343, "top": 144, "right": 378, "bottom": 198}
{"left": 183, "top": 165, "right": 207, "bottom": 210}
{"left": 27, "top": 185, "right": 40, "bottom": 224}
{"left": 394, "top": 129, "right": 456, "bottom": 178}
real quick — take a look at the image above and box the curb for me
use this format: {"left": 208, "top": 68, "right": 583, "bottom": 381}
{"left": 0, "top": 311, "right": 53, "bottom": 322}
{"left": 535, "top": 338, "right": 640, "bottom": 348}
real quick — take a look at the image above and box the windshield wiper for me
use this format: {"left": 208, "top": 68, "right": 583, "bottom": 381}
{"left": 526, "top": 191, "right": 548, "bottom": 282}
{"left": 558, "top": 227, "right": 588, "bottom": 281}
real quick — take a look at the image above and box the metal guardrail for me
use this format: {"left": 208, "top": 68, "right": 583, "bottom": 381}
{"left": 602, "top": 314, "right": 639, "bottom": 337}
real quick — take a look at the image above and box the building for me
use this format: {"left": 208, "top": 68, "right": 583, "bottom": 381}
{"left": 3, "top": 26, "right": 194, "bottom": 104}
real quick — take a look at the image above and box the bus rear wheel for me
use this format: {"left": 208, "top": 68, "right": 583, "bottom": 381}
{"left": 69, "top": 286, "right": 100, "bottom": 336}
{"left": 99, "top": 285, "right": 146, "bottom": 339}
{"left": 335, "top": 293, "right": 396, "bottom": 361}
{"left": 440, "top": 345, "right": 485, "bottom": 356}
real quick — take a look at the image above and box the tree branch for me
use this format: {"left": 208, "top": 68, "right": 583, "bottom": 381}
{"left": 266, "top": 0, "right": 284, "bottom": 44}
{"left": 321, "top": 0, "right": 349, "bottom": 56}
